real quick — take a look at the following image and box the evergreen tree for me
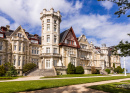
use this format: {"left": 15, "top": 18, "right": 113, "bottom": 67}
{"left": 67, "top": 63, "right": 75, "bottom": 74}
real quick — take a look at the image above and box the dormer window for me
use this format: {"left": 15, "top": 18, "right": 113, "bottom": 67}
{"left": 31, "top": 40, "right": 38, "bottom": 44}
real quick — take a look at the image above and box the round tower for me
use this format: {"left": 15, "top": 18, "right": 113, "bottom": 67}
{"left": 40, "top": 8, "right": 62, "bottom": 69}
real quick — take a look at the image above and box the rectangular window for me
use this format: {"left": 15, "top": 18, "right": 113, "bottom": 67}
{"left": 14, "top": 41, "right": 17, "bottom": 51}
{"left": 47, "top": 35, "right": 50, "bottom": 42}
{"left": 54, "top": 35, "right": 56, "bottom": 43}
{"left": 18, "top": 33, "right": 22, "bottom": 37}
{"left": 0, "top": 41, "right": 2, "bottom": 50}
{"left": 54, "top": 20, "right": 56, "bottom": 24}
{"left": 23, "top": 56, "right": 25, "bottom": 66}
{"left": 13, "top": 55, "right": 16, "bottom": 65}
{"left": 0, "top": 34, "right": 3, "bottom": 38}
{"left": 0, "top": 56, "right": 2, "bottom": 65}
{"left": 54, "top": 60, "right": 57, "bottom": 66}
{"left": 46, "top": 60, "right": 50, "bottom": 68}
{"left": 47, "top": 24, "right": 50, "bottom": 31}
{"left": 67, "top": 40, "right": 71, "bottom": 45}
{"left": 32, "top": 47, "right": 39, "bottom": 54}
{"left": 53, "top": 48, "right": 57, "bottom": 53}
{"left": 19, "top": 42, "right": 21, "bottom": 51}
{"left": 47, "top": 19, "right": 50, "bottom": 23}
{"left": 18, "top": 56, "right": 21, "bottom": 66}
{"left": 54, "top": 25, "right": 56, "bottom": 31}
{"left": 46, "top": 47, "right": 50, "bottom": 53}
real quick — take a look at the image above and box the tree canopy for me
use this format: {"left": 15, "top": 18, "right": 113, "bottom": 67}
{"left": 98, "top": 0, "right": 130, "bottom": 17}
{"left": 112, "top": 36, "right": 130, "bottom": 57}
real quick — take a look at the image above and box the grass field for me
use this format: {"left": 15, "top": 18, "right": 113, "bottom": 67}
{"left": 0, "top": 76, "right": 130, "bottom": 93}
{"left": 89, "top": 80, "right": 130, "bottom": 93}
{"left": 42, "top": 74, "right": 103, "bottom": 78}
{"left": 0, "top": 77, "right": 19, "bottom": 80}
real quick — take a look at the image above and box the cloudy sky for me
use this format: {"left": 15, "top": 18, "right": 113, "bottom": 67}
{"left": 0, "top": 0, "right": 130, "bottom": 73}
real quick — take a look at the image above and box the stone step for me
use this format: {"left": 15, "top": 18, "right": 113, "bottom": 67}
{"left": 27, "top": 68, "right": 56, "bottom": 76}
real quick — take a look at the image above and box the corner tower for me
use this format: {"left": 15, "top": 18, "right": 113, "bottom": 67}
{"left": 40, "top": 8, "right": 62, "bottom": 69}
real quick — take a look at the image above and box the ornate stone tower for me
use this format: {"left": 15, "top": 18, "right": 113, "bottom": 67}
{"left": 40, "top": 8, "right": 62, "bottom": 69}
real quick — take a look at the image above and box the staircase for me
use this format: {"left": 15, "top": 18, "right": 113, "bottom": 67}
{"left": 100, "top": 69, "right": 108, "bottom": 75}
{"left": 27, "top": 69, "right": 56, "bottom": 76}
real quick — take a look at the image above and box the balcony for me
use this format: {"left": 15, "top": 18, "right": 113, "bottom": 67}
{"left": 41, "top": 53, "right": 62, "bottom": 57}
{"left": 11, "top": 36, "right": 26, "bottom": 41}
{"left": 79, "top": 48, "right": 92, "bottom": 52}
{"left": 80, "top": 57, "right": 90, "bottom": 60}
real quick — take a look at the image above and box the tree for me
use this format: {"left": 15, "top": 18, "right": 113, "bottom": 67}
{"left": 98, "top": 0, "right": 130, "bottom": 17}
{"left": 114, "top": 66, "right": 124, "bottom": 73}
{"left": 0, "top": 65, "right": 6, "bottom": 76}
{"left": 75, "top": 66, "right": 84, "bottom": 74}
{"left": 113, "top": 63, "right": 115, "bottom": 68}
{"left": 105, "top": 69, "right": 110, "bottom": 74}
{"left": 67, "top": 63, "right": 75, "bottom": 74}
{"left": 6, "top": 65, "right": 17, "bottom": 77}
{"left": 23, "top": 63, "right": 37, "bottom": 73}
{"left": 112, "top": 37, "right": 130, "bottom": 57}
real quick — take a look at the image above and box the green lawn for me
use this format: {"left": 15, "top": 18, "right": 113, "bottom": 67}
{"left": 0, "top": 76, "right": 130, "bottom": 93}
{"left": 0, "top": 77, "right": 19, "bottom": 80}
{"left": 89, "top": 80, "right": 130, "bottom": 93}
{"left": 42, "top": 74, "right": 103, "bottom": 78}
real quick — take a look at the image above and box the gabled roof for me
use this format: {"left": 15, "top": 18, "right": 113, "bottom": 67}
{"left": 0, "top": 26, "right": 41, "bottom": 45}
{"left": 59, "top": 27, "right": 80, "bottom": 48}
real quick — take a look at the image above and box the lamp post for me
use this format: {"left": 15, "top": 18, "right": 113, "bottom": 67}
{"left": 123, "top": 56, "right": 127, "bottom": 76}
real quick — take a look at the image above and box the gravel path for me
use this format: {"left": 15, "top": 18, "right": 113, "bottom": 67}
{"left": 18, "top": 78, "right": 130, "bottom": 93}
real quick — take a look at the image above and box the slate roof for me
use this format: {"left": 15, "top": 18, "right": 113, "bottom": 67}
{"left": 0, "top": 27, "right": 41, "bottom": 45}
{"left": 60, "top": 29, "right": 69, "bottom": 43}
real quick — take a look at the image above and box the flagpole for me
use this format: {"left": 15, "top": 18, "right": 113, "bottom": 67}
{"left": 124, "top": 56, "right": 127, "bottom": 76}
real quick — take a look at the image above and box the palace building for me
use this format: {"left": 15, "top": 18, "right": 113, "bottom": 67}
{"left": 0, "top": 8, "right": 121, "bottom": 75}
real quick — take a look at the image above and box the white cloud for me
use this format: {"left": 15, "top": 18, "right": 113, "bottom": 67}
{"left": 0, "top": 16, "right": 10, "bottom": 26}
{"left": 0, "top": 0, "right": 82, "bottom": 27}
{"left": 100, "top": 1, "right": 113, "bottom": 10}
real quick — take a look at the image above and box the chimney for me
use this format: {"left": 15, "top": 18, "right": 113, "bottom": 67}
{"left": 25, "top": 32, "right": 29, "bottom": 36}
{"left": 50, "top": 8, "right": 54, "bottom": 14}
{"left": 34, "top": 34, "right": 38, "bottom": 38}
{"left": 6, "top": 25, "right": 10, "bottom": 31}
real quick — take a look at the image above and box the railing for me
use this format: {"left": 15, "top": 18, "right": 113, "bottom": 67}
{"left": 79, "top": 49, "right": 92, "bottom": 52}
{"left": 54, "top": 66, "right": 66, "bottom": 70}
{"left": 23, "top": 66, "right": 38, "bottom": 76}
{"left": 84, "top": 66, "right": 102, "bottom": 70}
{"left": 42, "top": 53, "right": 61, "bottom": 57}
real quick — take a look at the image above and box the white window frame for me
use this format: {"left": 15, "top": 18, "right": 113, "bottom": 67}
{"left": 54, "top": 35, "right": 56, "bottom": 43}
{"left": 47, "top": 35, "right": 50, "bottom": 42}
{"left": 46, "top": 47, "right": 50, "bottom": 53}
{"left": 53, "top": 48, "right": 57, "bottom": 53}
{"left": 18, "top": 56, "right": 21, "bottom": 66}
{"left": 47, "top": 24, "right": 50, "bottom": 31}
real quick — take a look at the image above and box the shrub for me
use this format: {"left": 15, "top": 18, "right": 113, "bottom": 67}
{"left": 114, "top": 66, "right": 124, "bottom": 73}
{"left": 75, "top": 66, "right": 84, "bottom": 74}
{"left": 67, "top": 63, "right": 75, "bottom": 74}
{"left": 23, "top": 63, "right": 37, "bottom": 73}
{"left": 6, "top": 66, "right": 17, "bottom": 77}
{"left": 91, "top": 66, "right": 97, "bottom": 74}
{"left": 105, "top": 69, "right": 110, "bottom": 74}
{"left": 96, "top": 69, "right": 100, "bottom": 74}
{"left": 0, "top": 65, "right": 6, "bottom": 76}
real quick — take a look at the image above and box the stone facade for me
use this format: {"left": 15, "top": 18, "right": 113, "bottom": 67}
{"left": 0, "top": 8, "right": 121, "bottom": 75}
